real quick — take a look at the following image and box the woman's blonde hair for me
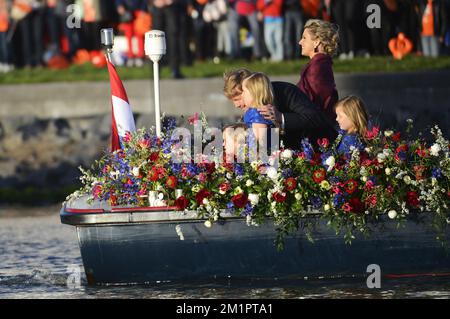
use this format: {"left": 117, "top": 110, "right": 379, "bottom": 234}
{"left": 242, "top": 72, "right": 274, "bottom": 107}
{"left": 304, "top": 19, "right": 340, "bottom": 56}
{"left": 335, "top": 95, "right": 369, "bottom": 139}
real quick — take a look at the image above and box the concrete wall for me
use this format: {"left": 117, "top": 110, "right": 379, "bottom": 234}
{"left": 1, "top": 71, "right": 449, "bottom": 190}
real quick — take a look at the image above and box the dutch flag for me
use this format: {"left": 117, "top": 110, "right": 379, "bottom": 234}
{"left": 107, "top": 60, "right": 136, "bottom": 151}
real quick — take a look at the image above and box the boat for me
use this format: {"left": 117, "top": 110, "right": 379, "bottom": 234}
{"left": 61, "top": 195, "right": 450, "bottom": 286}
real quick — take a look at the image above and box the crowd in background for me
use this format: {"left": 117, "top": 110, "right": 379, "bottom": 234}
{"left": 0, "top": 0, "right": 449, "bottom": 77}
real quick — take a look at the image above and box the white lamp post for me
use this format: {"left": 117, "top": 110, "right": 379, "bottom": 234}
{"left": 145, "top": 30, "right": 166, "bottom": 138}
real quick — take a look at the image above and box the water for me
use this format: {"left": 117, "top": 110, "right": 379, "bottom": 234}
{"left": 1, "top": 207, "right": 450, "bottom": 299}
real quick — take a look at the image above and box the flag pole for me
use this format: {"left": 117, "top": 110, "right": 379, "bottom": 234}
{"left": 101, "top": 28, "right": 114, "bottom": 62}
{"left": 145, "top": 30, "right": 166, "bottom": 138}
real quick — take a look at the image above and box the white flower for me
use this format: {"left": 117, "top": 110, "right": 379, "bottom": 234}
{"left": 361, "top": 176, "right": 368, "bottom": 182}
{"left": 430, "top": 143, "right": 441, "bottom": 156}
{"left": 266, "top": 167, "right": 278, "bottom": 180}
{"left": 131, "top": 166, "right": 140, "bottom": 177}
{"left": 431, "top": 178, "right": 437, "bottom": 186}
{"left": 388, "top": 210, "right": 397, "bottom": 219}
{"left": 383, "top": 148, "right": 392, "bottom": 157}
{"left": 158, "top": 193, "right": 164, "bottom": 200}
{"left": 246, "top": 215, "right": 252, "bottom": 226}
{"left": 403, "top": 175, "right": 411, "bottom": 185}
{"left": 384, "top": 130, "right": 394, "bottom": 137}
{"left": 324, "top": 204, "right": 330, "bottom": 211}
{"left": 202, "top": 198, "right": 209, "bottom": 205}
{"left": 248, "top": 194, "right": 260, "bottom": 206}
{"left": 385, "top": 168, "right": 391, "bottom": 175}
{"left": 246, "top": 179, "right": 254, "bottom": 187}
{"left": 234, "top": 186, "right": 243, "bottom": 194}
{"left": 377, "top": 153, "right": 386, "bottom": 163}
{"left": 204, "top": 220, "right": 212, "bottom": 228}
{"left": 250, "top": 161, "right": 259, "bottom": 170}
{"left": 325, "top": 156, "right": 335, "bottom": 172}
{"left": 295, "top": 193, "right": 302, "bottom": 200}
{"left": 281, "top": 149, "right": 293, "bottom": 159}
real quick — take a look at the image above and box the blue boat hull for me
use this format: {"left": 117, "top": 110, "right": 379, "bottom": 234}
{"left": 61, "top": 200, "right": 450, "bottom": 285}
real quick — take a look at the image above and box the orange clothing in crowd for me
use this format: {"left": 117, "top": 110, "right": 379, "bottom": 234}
{"left": 256, "top": 0, "right": 283, "bottom": 17}
{"left": 0, "top": 1, "right": 8, "bottom": 32}
{"left": 422, "top": 0, "right": 435, "bottom": 36}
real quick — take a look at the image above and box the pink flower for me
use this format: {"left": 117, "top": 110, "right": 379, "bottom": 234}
{"left": 364, "top": 180, "right": 375, "bottom": 191}
{"left": 188, "top": 112, "right": 199, "bottom": 125}
{"left": 365, "top": 194, "right": 377, "bottom": 208}
{"left": 197, "top": 172, "right": 207, "bottom": 183}
{"left": 365, "top": 126, "right": 380, "bottom": 140}
{"left": 317, "top": 138, "right": 329, "bottom": 148}
{"left": 123, "top": 131, "right": 133, "bottom": 143}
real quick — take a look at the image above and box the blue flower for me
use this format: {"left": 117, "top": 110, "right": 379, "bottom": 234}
{"left": 432, "top": 168, "right": 442, "bottom": 179}
{"left": 301, "top": 138, "right": 314, "bottom": 160}
{"left": 282, "top": 168, "right": 293, "bottom": 178}
{"left": 311, "top": 196, "right": 322, "bottom": 209}
{"left": 333, "top": 194, "right": 345, "bottom": 207}
{"left": 235, "top": 164, "right": 244, "bottom": 176}
{"left": 241, "top": 203, "right": 254, "bottom": 216}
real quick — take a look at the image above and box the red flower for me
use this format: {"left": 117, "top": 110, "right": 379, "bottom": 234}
{"left": 149, "top": 151, "right": 159, "bottom": 162}
{"left": 406, "top": 191, "right": 420, "bottom": 208}
{"left": 317, "top": 138, "right": 329, "bottom": 148}
{"left": 93, "top": 184, "right": 102, "bottom": 199}
{"left": 312, "top": 168, "right": 326, "bottom": 184}
{"left": 138, "top": 139, "right": 151, "bottom": 149}
{"left": 365, "top": 126, "right": 380, "bottom": 140}
{"left": 365, "top": 194, "right": 377, "bottom": 208}
{"left": 232, "top": 193, "right": 249, "bottom": 208}
{"left": 349, "top": 197, "right": 365, "bottom": 214}
{"left": 219, "top": 182, "right": 231, "bottom": 193}
{"left": 344, "top": 179, "right": 358, "bottom": 194}
{"left": 416, "top": 147, "right": 428, "bottom": 158}
{"left": 123, "top": 131, "right": 133, "bottom": 143}
{"left": 109, "top": 193, "right": 118, "bottom": 206}
{"left": 343, "top": 198, "right": 364, "bottom": 214}
{"left": 204, "top": 162, "right": 216, "bottom": 174}
{"left": 273, "top": 192, "right": 287, "bottom": 203}
{"left": 175, "top": 196, "right": 189, "bottom": 211}
{"left": 392, "top": 132, "right": 401, "bottom": 142}
{"left": 188, "top": 112, "right": 199, "bottom": 125}
{"left": 195, "top": 189, "right": 211, "bottom": 205}
{"left": 166, "top": 176, "right": 178, "bottom": 189}
{"left": 342, "top": 202, "right": 352, "bottom": 213}
{"left": 284, "top": 177, "right": 297, "bottom": 192}
{"left": 364, "top": 180, "right": 375, "bottom": 191}
{"left": 148, "top": 166, "right": 159, "bottom": 182}
{"left": 310, "top": 153, "right": 322, "bottom": 165}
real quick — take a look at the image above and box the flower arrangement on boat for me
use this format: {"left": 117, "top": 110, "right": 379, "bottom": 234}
{"left": 72, "top": 114, "right": 450, "bottom": 247}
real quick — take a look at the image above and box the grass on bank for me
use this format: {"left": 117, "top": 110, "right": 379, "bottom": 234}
{"left": 1, "top": 55, "right": 450, "bottom": 85}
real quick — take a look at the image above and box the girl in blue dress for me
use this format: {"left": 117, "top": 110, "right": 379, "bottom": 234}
{"left": 223, "top": 72, "right": 276, "bottom": 162}
{"left": 334, "top": 95, "right": 369, "bottom": 155}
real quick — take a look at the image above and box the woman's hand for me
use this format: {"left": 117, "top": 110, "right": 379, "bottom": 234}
{"left": 258, "top": 104, "right": 282, "bottom": 128}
